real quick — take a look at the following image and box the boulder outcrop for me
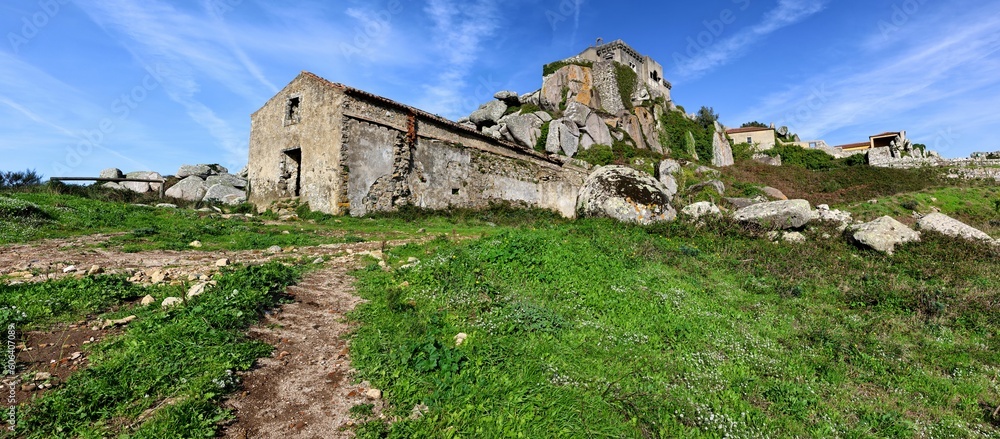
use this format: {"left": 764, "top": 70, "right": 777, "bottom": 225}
{"left": 848, "top": 216, "right": 920, "bottom": 254}
{"left": 917, "top": 213, "right": 994, "bottom": 244}
{"left": 577, "top": 166, "right": 676, "bottom": 225}
{"left": 734, "top": 200, "right": 814, "bottom": 230}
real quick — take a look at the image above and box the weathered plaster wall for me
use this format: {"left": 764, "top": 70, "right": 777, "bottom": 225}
{"left": 248, "top": 74, "right": 346, "bottom": 214}
{"left": 339, "top": 90, "right": 588, "bottom": 217}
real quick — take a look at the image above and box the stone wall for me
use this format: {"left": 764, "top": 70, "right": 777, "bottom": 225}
{"left": 249, "top": 72, "right": 588, "bottom": 218}
{"left": 591, "top": 61, "right": 626, "bottom": 115}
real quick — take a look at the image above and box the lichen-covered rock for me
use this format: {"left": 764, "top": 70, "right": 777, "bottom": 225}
{"left": 165, "top": 176, "right": 208, "bottom": 201}
{"left": 99, "top": 168, "right": 123, "bottom": 179}
{"left": 681, "top": 201, "right": 721, "bottom": 220}
{"left": 177, "top": 164, "right": 213, "bottom": 178}
{"left": 469, "top": 100, "right": 507, "bottom": 128}
{"left": 577, "top": 165, "right": 676, "bottom": 225}
{"left": 494, "top": 90, "right": 520, "bottom": 105}
{"left": 204, "top": 184, "right": 247, "bottom": 205}
{"left": 564, "top": 102, "right": 592, "bottom": 127}
{"left": 659, "top": 174, "right": 678, "bottom": 198}
{"left": 849, "top": 216, "right": 920, "bottom": 254}
{"left": 734, "top": 199, "right": 814, "bottom": 230}
{"left": 659, "top": 159, "right": 681, "bottom": 176}
{"left": 917, "top": 213, "right": 994, "bottom": 243}
{"left": 815, "top": 204, "right": 853, "bottom": 230}
{"left": 541, "top": 64, "right": 601, "bottom": 112}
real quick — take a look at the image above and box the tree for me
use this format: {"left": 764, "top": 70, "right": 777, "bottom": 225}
{"left": 695, "top": 106, "right": 719, "bottom": 130}
{"left": 741, "top": 121, "right": 769, "bottom": 128}
{"left": 0, "top": 169, "right": 43, "bottom": 188}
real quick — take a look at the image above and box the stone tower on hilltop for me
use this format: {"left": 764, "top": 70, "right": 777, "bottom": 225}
{"left": 574, "top": 39, "right": 673, "bottom": 102}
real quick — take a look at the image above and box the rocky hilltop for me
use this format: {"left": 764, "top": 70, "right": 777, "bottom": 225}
{"left": 459, "top": 58, "right": 734, "bottom": 169}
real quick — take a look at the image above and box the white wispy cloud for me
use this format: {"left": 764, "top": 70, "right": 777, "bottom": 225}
{"left": 673, "top": 0, "right": 827, "bottom": 79}
{"left": 416, "top": 0, "right": 502, "bottom": 118}
{"left": 730, "top": 4, "right": 1000, "bottom": 156}
{"left": 74, "top": 0, "right": 275, "bottom": 164}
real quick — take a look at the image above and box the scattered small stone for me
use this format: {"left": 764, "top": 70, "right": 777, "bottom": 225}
{"left": 187, "top": 282, "right": 210, "bottom": 298}
{"left": 33, "top": 372, "right": 52, "bottom": 382}
{"left": 150, "top": 270, "right": 167, "bottom": 284}
{"left": 454, "top": 333, "right": 468, "bottom": 346}
{"left": 87, "top": 265, "right": 103, "bottom": 276}
{"left": 366, "top": 389, "right": 383, "bottom": 400}
{"left": 101, "top": 315, "right": 137, "bottom": 329}
{"left": 189, "top": 240, "right": 203, "bottom": 248}
{"left": 417, "top": 228, "right": 426, "bottom": 233}
{"left": 69, "top": 352, "right": 83, "bottom": 360}
{"left": 267, "top": 245, "right": 283, "bottom": 254}
{"left": 215, "top": 258, "right": 230, "bottom": 267}
{"left": 161, "top": 297, "right": 183, "bottom": 308}
{"left": 312, "top": 258, "right": 324, "bottom": 264}
{"left": 62, "top": 265, "right": 77, "bottom": 273}
{"left": 281, "top": 230, "right": 290, "bottom": 235}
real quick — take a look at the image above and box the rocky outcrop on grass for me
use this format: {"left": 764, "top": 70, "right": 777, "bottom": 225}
{"left": 917, "top": 213, "right": 995, "bottom": 244}
{"left": 577, "top": 165, "right": 676, "bottom": 225}
{"left": 848, "top": 216, "right": 920, "bottom": 254}
{"left": 734, "top": 200, "right": 815, "bottom": 230}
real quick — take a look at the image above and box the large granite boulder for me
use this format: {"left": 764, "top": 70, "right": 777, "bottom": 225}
{"left": 577, "top": 165, "right": 676, "bottom": 225}
{"left": 659, "top": 159, "right": 681, "bottom": 176}
{"left": 177, "top": 164, "right": 213, "bottom": 179}
{"left": 734, "top": 199, "right": 814, "bottom": 230}
{"left": 494, "top": 90, "right": 520, "bottom": 106}
{"left": 618, "top": 113, "right": 646, "bottom": 150}
{"left": 545, "top": 119, "right": 580, "bottom": 157}
{"left": 563, "top": 102, "right": 592, "bottom": 127}
{"left": 849, "top": 216, "right": 920, "bottom": 254}
{"left": 634, "top": 107, "right": 663, "bottom": 154}
{"left": 469, "top": 100, "right": 507, "bottom": 128}
{"left": 687, "top": 180, "right": 726, "bottom": 196}
{"left": 122, "top": 171, "right": 163, "bottom": 194}
{"left": 504, "top": 113, "right": 543, "bottom": 150}
{"left": 203, "top": 184, "right": 246, "bottom": 205}
{"left": 761, "top": 186, "right": 788, "bottom": 201}
{"left": 711, "top": 121, "right": 735, "bottom": 167}
{"left": 99, "top": 168, "right": 124, "bottom": 179}
{"left": 917, "top": 213, "right": 994, "bottom": 243}
{"left": 206, "top": 173, "right": 248, "bottom": 189}
{"left": 540, "top": 64, "right": 601, "bottom": 112}
{"left": 582, "top": 113, "right": 613, "bottom": 146}
{"left": 165, "top": 176, "right": 208, "bottom": 201}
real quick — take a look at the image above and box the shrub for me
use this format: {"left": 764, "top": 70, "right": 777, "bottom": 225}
{"left": 542, "top": 59, "right": 593, "bottom": 77}
{"left": 614, "top": 63, "right": 638, "bottom": 111}
{"left": 575, "top": 144, "right": 614, "bottom": 167}
{"left": 0, "top": 168, "right": 43, "bottom": 189}
{"left": 536, "top": 121, "right": 551, "bottom": 153}
{"left": 732, "top": 142, "right": 755, "bottom": 162}
{"left": 660, "top": 111, "right": 712, "bottom": 164}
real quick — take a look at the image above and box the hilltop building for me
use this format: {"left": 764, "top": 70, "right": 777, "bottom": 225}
{"left": 573, "top": 39, "right": 673, "bottom": 101}
{"left": 726, "top": 126, "right": 776, "bottom": 151}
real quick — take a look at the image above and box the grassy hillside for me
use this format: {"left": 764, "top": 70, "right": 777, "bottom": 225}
{"left": 2, "top": 170, "right": 999, "bottom": 438}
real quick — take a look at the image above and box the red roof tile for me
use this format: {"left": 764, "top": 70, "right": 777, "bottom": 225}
{"left": 725, "top": 127, "right": 774, "bottom": 135}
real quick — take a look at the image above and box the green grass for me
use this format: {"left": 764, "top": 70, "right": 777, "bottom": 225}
{"left": 843, "top": 186, "right": 1000, "bottom": 236}
{"left": 348, "top": 219, "right": 1000, "bottom": 438}
{"left": 0, "top": 276, "right": 161, "bottom": 331}
{"left": 6, "top": 262, "right": 303, "bottom": 439}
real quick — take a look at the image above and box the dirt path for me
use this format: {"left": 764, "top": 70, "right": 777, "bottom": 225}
{"left": 2, "top": 237, "right": 417, "bottom": 437}
{"left": 220, "top": 253, "right": 383, "bottom": 439}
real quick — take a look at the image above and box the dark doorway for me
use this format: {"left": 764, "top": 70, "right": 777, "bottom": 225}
{"left": 282, "top": 148, "right": 302, "bottom": 197}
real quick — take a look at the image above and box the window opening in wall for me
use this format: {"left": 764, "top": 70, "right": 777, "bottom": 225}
{"left": 281, "top": 148, "right": 302, "bottom": 197}
{"left": 747, "top": 137, "right": 753, "bottom": 144}
{"left": 452, "top": 188, "right": 460, "bottom": 195}
{"left": 285, "top": 96, "right": 301, "bottom": 124}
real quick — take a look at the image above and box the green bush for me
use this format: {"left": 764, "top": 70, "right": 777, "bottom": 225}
{"left": 575, "top": 144, "right": 614, "bottom": 167}
{"left": 542, "top": 59, "right": 593, "bottom": 77}
{"left": 660, "top": 111, "right": 713, "bottom": 164}
{"left": 536, "top": 121, "right": 551, "bottom": 153}
{"left": 614, "top": 63, "right": 638, "bottom": 111}
{"left": 0, "top": 168, "right": 43, "bottom": 189}
{"left": 732, "top": 142, "right": 756, "bottom": 162}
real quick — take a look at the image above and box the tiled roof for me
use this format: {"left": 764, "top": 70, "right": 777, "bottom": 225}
{"left": 726, "top": 126, "right": 774, "bottom": 135}
{"left": 870, "top": 132, "right": 900, "bottom": 138}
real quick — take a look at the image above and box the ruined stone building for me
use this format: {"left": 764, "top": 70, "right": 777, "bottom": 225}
{"left": 247, "top": 72, "right": 588, "bottom": 217}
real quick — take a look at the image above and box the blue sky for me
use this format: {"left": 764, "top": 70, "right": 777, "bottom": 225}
{"left": 1, "top": 0, "right": 999, "bottom": 178}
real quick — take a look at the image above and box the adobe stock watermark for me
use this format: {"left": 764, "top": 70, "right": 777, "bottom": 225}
{"left": 339, "top": 0, "right": 403, "bottom": 60}
{"left": 208, "top": 0, "right": 243, "bottom": 17}
{"left": 545, "top": 0, "right": 582, "bottom": 32}
{"left": 931, "top": 127, "right": 959, "bottom": 151}
{"left": 5, "top": 324, "right": 16, "bottom": 433}
{"left": 51, "top": 64, "right": 167, "bottom": 176}
{"left": 6, "top": 0, "right": 69, "bottom": 54}
{"left": 459, "top": 74, "right": 503, "bottom": 118}
{"left": 878, "top": 0, "right": 930, "bottom": 40}
{"left": 672, "top": 0, "right": 751, "bottom": 67}
{"left": 776, "top": 84, "right": 830, "bottom": 131}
